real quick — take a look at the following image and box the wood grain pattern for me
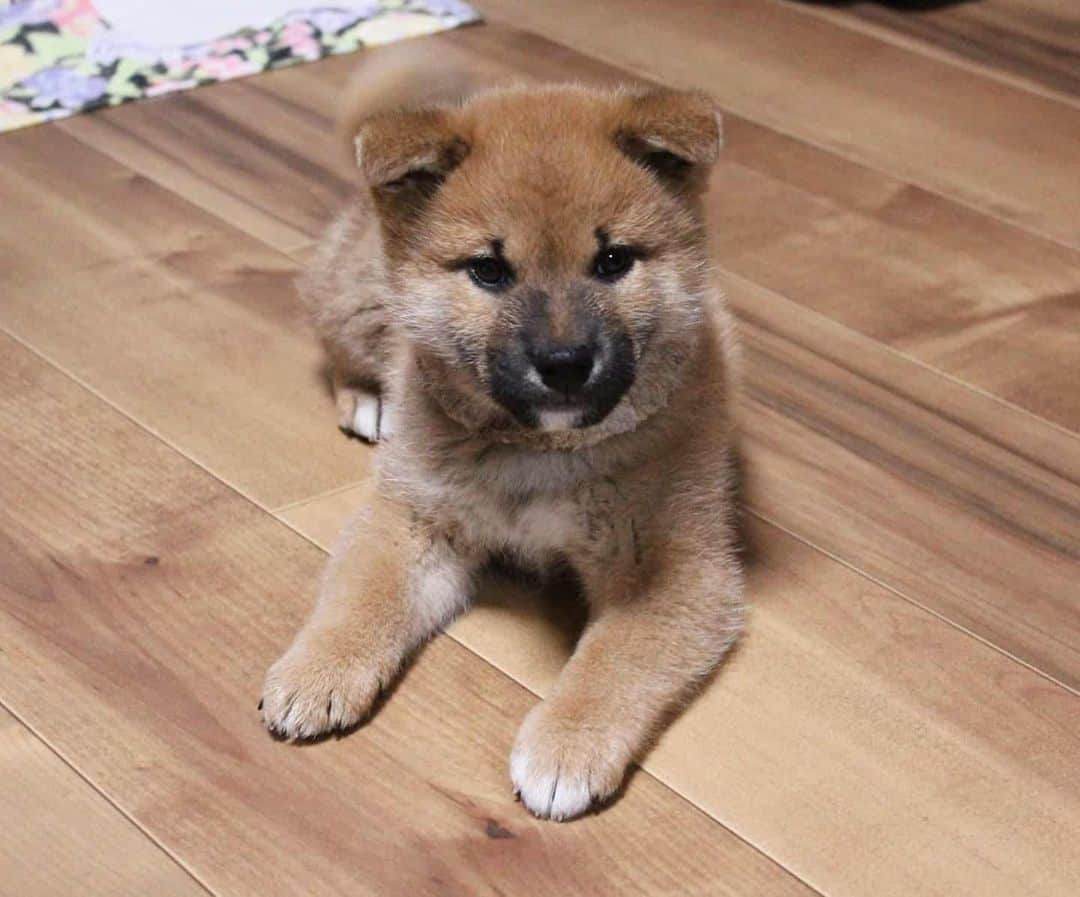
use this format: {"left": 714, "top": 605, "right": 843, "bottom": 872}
{"left": 0, "top": 706, "right": 209, "bottom": 897}
{"left": 802, "top": 0, "right": 1080, "bottom": 101}
{"left": 281, "top": 475, "right": 1080, "bottom": 897}
{"left": 474, "top": 0, "right": 1080, "bottom": 249}
{"left": 725, "top": 272, "right": 1080, "bottom": 690}
{"left": 0, "top": 334, "right": 815, "bottom": 897}
{"left": 0, "top": 125, "right": 370, "bottom": 510}
{"left": 59, "top": 80, "right": 352, "bottom": 255}
{"left": 710, "top": 120, "right": 1080, "bottom": 432}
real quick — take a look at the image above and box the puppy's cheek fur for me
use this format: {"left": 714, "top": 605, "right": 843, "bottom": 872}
{"left": 393, "top": 277, "right": 494, "bottom": 374}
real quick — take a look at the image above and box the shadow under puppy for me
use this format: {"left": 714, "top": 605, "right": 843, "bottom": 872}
{"left": 262, "top": 47, "right": 745, "bottom": 821}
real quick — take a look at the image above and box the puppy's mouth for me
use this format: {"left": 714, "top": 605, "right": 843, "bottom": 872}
{"left": 487, "top": 331, "right": 636, "bottom": 431}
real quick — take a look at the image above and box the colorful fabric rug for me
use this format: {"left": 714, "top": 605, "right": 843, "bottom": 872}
{"left": 0, "top": 1, "right": 479, "bottom": 133}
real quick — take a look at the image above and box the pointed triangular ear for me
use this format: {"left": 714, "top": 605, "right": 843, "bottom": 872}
{"left": 353, "top": 108, "right": 469, "bottom": 231}
{"left": 616, "top": 88, "right": 723, "bottom": 193}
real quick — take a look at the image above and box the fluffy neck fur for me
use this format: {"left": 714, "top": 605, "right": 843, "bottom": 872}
{"left": 379, "top": 295, "right": 727, "bottom": 506}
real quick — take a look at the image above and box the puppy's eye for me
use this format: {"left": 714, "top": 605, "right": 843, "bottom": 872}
{"left": 594, "top": 245, "right": 636, "bottom": 282}
{"left": 467, "top": 256, "right": 512, "bottom": 290}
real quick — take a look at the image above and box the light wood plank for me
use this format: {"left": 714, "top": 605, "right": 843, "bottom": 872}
{"left": 0, "top": 126, "right": 370, "bottom": 510}
{"left": 802, "top": 0, "right": 1080, "bottom": 101}
{"left": 474, "top": 0, "right": 1080, "bottom": 249}
{"left": 727, "top": 272, "right": 1080, "bottom": 689}
{"left": 59, "top": 81, "right": 351, "bottom": 256}
{"left": 710, "top": 123, "right": 1080, "bottom": 432}
{"left": 0, "top": 706, "right": 209, "bottom": 897}
{"left": 0, "top": 334, "right": 815, "bottom": 897}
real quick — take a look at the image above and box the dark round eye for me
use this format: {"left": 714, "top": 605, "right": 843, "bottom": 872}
{"left": 467, "top": 256, "right": 512, "bottom": 290}
{"left": 594, "top": 245, "right": 636, "bottom": 282}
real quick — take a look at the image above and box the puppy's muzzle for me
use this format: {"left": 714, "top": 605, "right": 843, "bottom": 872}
{"left": 488, "top": 325, "right": 635, "bottom": 430}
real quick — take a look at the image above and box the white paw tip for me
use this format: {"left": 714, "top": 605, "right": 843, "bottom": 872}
{"left": 510, "top": 749, "right": 594, "bottom": 821}
{"left": 350, "top": 392, "right": 381, "bottom": 442}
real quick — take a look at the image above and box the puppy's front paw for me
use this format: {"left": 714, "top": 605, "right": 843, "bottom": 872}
{"left": 510, "top": 703, "right": 631, "bottom": 821}
{"left": 261, "top": 637, "right": 383, "bottom": 740}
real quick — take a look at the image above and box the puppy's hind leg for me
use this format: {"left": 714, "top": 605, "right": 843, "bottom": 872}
{"left": 325, "top": 303, "right": 397, "bottom": 443}
{"left": 333, "top": 372, "right": 392, "bottom": 443}
{"left": 261, "top": 484, "right": 476, "bottom": 739}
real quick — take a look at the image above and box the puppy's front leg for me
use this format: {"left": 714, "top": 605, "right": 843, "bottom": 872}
{"left": 261, "top": 487, "right": 476, "bottom": 739}
{"left": 511, "top": 558, "right": 743, "bottom": 820}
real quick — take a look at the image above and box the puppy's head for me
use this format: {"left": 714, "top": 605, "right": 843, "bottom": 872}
{"left": 354, "top": 84, "right": 721, "bottom": 440}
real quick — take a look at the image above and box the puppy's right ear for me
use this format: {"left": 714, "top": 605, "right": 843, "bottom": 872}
{"left": 354, "top": 109, "right": 469, "bottom": 222}
{"left": 335, "top": 41, "right": 475, "bottom": 231}
{"left": 616, "top": 87, "right": 722, "bottom": 197}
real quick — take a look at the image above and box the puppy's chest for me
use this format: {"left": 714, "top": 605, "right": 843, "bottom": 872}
{"left": 434, "top": 478, "right": 633, "bottom": 563}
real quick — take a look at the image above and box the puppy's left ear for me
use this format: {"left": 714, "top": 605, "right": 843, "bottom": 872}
{"left": 355, "top": 108, "right": 468, "bottom": 210}
{"left": 352, "top": 108, "right": 469, "bottom": 247}
{"left": 616, "top": 88, "right": 723, "bottom": 194}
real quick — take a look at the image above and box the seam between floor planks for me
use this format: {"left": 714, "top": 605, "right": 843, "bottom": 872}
{"left": 0, "top": 322, "right": 824, "bottom": 897}
{"left": 771, "top": 0, "right": 1080, "bottom": 111}
{"left": 57, "top": 111, "right": 316, "bottom": 257}
{"left": 271, "top": 478, "right": 374, "bottom": 516}
{"left": 0, "top": 697, "right": 218, "bottom": 897}
{"left": 715, "top": 268, "right": 1080, "bottom": 447}
{"left": 474, "top": 9, "right": 1080, "bottom": 254}
{"left": 746, "top": 507, "right": 1080, "bottom": 700}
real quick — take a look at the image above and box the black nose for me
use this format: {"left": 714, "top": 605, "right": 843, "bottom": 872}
{"left": 531, "top": 342, "right": 596, "bottom": 397}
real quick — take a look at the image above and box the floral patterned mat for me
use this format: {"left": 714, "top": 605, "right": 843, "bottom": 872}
{"left": 0, "top": 1, "right": 478, "bottom": 133}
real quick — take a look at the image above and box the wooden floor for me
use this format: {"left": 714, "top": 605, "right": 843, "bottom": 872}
{"left": 1, "top": 2, "right": 1077, "bottom": 895}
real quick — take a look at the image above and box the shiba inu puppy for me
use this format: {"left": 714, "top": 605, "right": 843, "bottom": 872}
{"left": 262, "top": 46, "right": 744, "bottom": 820}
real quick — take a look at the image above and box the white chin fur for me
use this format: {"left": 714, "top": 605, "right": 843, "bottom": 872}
{"left": 538, "top": 409, "right": 580, "bottom": 432}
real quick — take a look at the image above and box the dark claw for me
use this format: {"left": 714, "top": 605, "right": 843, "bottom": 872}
{"left": 257, "top": 699, "right": 264, "bottom": 711}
